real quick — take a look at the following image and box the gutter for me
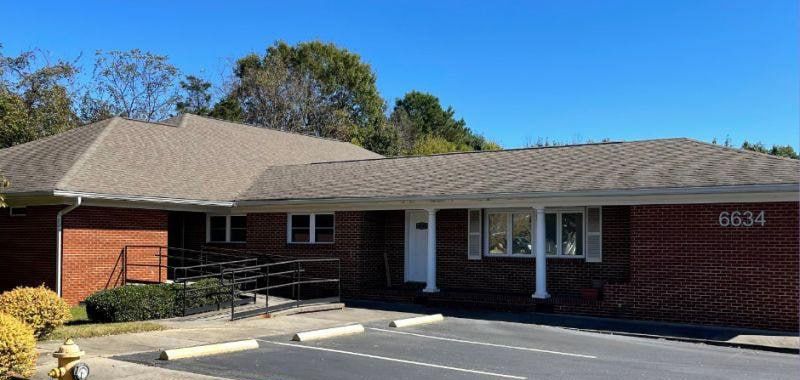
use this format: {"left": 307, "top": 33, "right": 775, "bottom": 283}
{"left": 56, "top": 197, "right": 81, "bottom": 297}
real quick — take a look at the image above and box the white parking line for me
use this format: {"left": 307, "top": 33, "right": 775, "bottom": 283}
{"left": 257, "top": 339, "right": 527, "bottom": 379}
{"left": 369, "top": 327, "right": 597, "bottom": 359}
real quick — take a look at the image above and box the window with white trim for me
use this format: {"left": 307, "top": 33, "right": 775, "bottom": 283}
{"left": 206, "top": 215, "right": 247, "bottom": 243}
{"left": 288, "top": 213, "right": 335, "bottom": 243}
{"left": 484, "top": 210, "right": 532, "bottom": 256}
{"left": 545, "top": 210, "right": 584, "bottom": 257}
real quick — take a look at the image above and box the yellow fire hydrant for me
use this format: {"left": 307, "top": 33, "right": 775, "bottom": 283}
{"left": 48, "top": 338, "right": 89, "bottom": 380}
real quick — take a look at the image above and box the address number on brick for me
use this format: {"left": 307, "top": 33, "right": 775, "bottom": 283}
{"left": 718, "top": 211, "right": 765, "bottom": 227}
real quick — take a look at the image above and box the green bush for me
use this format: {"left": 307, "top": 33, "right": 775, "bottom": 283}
{"left": 0, "top": 285, "right": 71, "bottom": 338}
{"left": 85, "top": 278, "right": 233, "bottom": 322}
{"left": 0, "top": 313, "right": 37, "bottom": 379}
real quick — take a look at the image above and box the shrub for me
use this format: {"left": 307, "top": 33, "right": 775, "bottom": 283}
{"left": 0, "top": 313, "right": 38, "bottom": 379}
{"left": 85, "top": 278, "right": 233, "bottom": 322}
{"left": 85, "top": 284, "right": 177, "bottom": 323}
{"left": 0, "top": 285, "right": 70, "bottom": 338}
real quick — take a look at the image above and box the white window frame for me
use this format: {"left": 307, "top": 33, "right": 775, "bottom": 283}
{"left": 287, "top": 213, "right": 335, "bottom": 244}
{"left": 206, "top": 214, "right": 247, "bottom": 243}
{"left": 483, "top": 209, "right": 534, "bottom": 258}
{"left": 545, "top": 208, "right": 586, "bottom": 259}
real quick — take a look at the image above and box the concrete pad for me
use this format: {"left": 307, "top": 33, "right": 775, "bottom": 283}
{"left": 292, "top": 324, "right": 365, "bottom": 341}
{"left": 159, "top": 340, "right": 260, "bottom": 360}
{"left": 389, "top": 314, "right": 444, "bottom": 328}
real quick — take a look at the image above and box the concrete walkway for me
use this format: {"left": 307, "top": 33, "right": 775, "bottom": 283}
{"left": 34, "top": 306, "right": 421, "bottom": 380}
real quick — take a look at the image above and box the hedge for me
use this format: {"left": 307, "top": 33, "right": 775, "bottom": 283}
{"left": 85, "top": 278, "right": 233, "bottom": 323}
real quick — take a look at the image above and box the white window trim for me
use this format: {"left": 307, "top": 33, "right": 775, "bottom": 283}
{"left": 287, "top": 213, "right": 335, "bottom": 244}
{"left": 206, "top": 214, "right": 247, "bottom": 243}
{"left": 546, "top": 208, "right": 586, "bottom": 259}
{"left": 483, "top": 209, "right": 534, "bottom": 258}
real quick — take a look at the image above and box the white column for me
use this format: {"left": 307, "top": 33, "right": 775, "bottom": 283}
{"left": 532, "top": 206, "right": 550, "bottom": 299}
{"left": 423, "top": 208, "right": 439, "bottom": 293}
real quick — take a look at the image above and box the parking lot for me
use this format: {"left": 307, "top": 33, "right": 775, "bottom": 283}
{"left": 115, "top": 315, "right": 798, "bottom": 380}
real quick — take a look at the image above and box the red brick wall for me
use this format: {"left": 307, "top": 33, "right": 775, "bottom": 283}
{"left": 588, "top": 202, "right": 799, "bottom": 331}
{"left": 246, "top": 211, "right": 392, "bottom": 295}
{"left": 61, "top": 207, "right": 167, "bottom": 304}
{"left": 0, "top": 205, "right": 61, "bottom": 292}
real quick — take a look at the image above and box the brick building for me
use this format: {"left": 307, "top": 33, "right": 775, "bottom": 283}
{"left": 1, "top": 114, "right": 797, "bottom": 331}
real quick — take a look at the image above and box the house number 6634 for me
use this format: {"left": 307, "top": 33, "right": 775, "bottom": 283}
{"left": 718, "top": 211, "right": 765, "bottom": 227}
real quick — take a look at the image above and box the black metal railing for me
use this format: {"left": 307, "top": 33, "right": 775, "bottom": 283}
{"left": 121, "top": 245, "right": 340, "bottom": 320}
{"left": 225, "top": 258, "right": 341, "bottom": 320}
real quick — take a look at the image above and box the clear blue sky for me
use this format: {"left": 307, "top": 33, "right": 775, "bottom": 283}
{"left": 3, "top": 0, "right": 797, "bottom": 149}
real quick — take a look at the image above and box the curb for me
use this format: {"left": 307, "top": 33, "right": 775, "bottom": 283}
{"left": 571, "top": 328, "right": 799, "bottom": 354}
{"left": 159, "top": 339, "right": 260, "bottom": 360}
{"left": 292, "top": 324, "right": 365, "bottom": 342}
{"left": 389, "top": 314, "right": 444, "bottom": 328}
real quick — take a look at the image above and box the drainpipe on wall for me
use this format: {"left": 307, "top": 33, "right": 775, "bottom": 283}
{"left": 56, "top": 197, "right": 82, "bottom": 297}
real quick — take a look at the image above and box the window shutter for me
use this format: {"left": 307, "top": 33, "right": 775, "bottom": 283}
{"left": 585, "top": 207, "right": 602, "bottom": 263}
{"left": 468, "top": 209, "right": 482, "bottom": 260}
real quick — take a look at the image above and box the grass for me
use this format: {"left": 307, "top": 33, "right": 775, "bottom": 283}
{"left": 44, "top": 305, "right": 166, "bottom": 341}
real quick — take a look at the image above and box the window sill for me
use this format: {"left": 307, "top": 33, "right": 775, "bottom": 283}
{"left": 546, "top": 255, "right": 585, "bottom": 259}
{"left": 483, "top": 253, "right": 534, "bottom": 259}
{"left": 287, "top": 242, "right": 335, "bottom": 245}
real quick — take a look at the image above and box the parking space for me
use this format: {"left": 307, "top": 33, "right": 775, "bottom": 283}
{"left": 115, "top": 316, "right": 799, "bottom": 380}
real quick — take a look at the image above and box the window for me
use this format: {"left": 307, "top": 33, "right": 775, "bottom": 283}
{"left": 485, "top": 210, "right": 533, "bottom": 256}
{"left": 546, "top": 211, "right": 584, "bottom": 257}
{"left": 288, "top": 213, "right": 335, "bottom": 243}
{"left": 9, "top": 207, "right": 26, "bottom": 217}
{"left": 206, "top": 215, "right": 246, "bottom": 243}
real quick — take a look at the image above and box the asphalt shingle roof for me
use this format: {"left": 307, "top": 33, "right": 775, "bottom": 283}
{"left": 1, "top": 115, "right": 796, "bottom": 204}
{"left": 240, "top": 138, "right": 800, "bottom": 201}
{"left": 0, "top": 114, "right": 381, "bottom": 201}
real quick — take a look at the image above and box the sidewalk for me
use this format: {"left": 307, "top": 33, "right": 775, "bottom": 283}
{"left": 33, "top": 306, "right": 421, "bottom": 380}
{"left": 346, "top": 300, "right": 800, "bottom": 353}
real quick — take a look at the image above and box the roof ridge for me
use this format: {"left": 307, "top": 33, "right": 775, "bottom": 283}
{"left": 291, "top": 138, "right": 696, "bottom": 167}
{"left": 179, "top": 113, "right": 367, "bottom": 146}
{"left": 55, "top": 117, "right": 121, "bottom": 191}
{"left": 682, "top": 138, "right": 799, "bottom": 162}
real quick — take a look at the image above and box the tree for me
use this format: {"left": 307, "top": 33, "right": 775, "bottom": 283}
{"left": 0, "top": 46, "right": 80, "bottom": 148}
{"left": 0, "top": 176, "right": 8, "bottom": 208}
{"left": 81, "top": 49, "right": 180, "bottom": 122}
{"left": 176, "top": 75, "right": 213, "bottom": 115}
{"left": 389, "top": 91, "right": 500, "bottom": 154}
{"left": 220, "top": 41, "right": 398, "bottom": 154}
{"left": 741, "top": 140, "right": 798, "bottom": 159}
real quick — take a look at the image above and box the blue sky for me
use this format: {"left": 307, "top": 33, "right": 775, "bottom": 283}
{"left": 3, "top": 0, "right": 797, "bottom": 149}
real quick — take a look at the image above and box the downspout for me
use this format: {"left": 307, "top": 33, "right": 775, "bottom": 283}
{"left": 56, "top": 197, "right": 82, "bottom": 297}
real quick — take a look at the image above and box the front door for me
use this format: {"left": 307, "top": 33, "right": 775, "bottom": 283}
{"left": 406, "top": 211, "right": 428, "bottom": 283}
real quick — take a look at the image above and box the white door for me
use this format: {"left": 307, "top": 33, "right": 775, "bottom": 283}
{"left": 406, "top": 211, "right": 428, "bottom": 283}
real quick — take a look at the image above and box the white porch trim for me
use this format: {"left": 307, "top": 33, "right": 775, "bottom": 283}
{"left": 423, "top": 208, "right": 439, "bottom": 293}
{"left": 532, "top": 206, "right": 550, "bottom": 299}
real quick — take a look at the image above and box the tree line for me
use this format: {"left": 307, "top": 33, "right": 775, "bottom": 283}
{"left": 0, "top": 40, "right": 795, "bottom": 159}
{"left": 0, "top": 41, "right": 498, "bottom": 156}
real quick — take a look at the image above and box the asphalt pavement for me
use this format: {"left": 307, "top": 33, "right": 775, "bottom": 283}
{"left": 115, "top": 315, "right": 799, "bottom": 380}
